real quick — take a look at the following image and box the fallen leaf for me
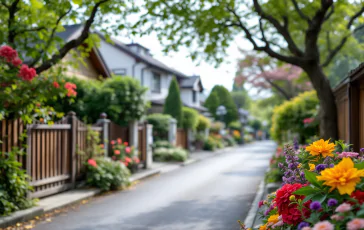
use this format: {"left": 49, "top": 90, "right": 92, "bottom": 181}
{"left": 46, "top": 218, "right": 52, "bottom": 222}
{"left": 24, "top": 224, "right": 34, "bottom": 229}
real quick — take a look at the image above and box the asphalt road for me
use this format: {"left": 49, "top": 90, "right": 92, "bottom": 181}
{"left": 35, "top": 141, "right": 276, "bottom": 230}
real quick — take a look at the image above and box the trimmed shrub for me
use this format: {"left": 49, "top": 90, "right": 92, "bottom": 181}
{"left": 182, "top": 107, "right": 199, "bottom": 130}
{"left": 196, "top": 114, "right": 211, "bottom": 131}
{"left": 146, "top": 113, "right": 172, "bottom": 141}
{"left": 271, "top": 91, "right": 319, "bottom": 144}
{"left": 152, "top": 140, "right": 173, "bottom": 149}
{"left": 153, "top": 147, "right": 188, "bottom": 162}
{"left": 204, "top": 91, "right": 219, "bottom": 118}
{"left": 164, "top": 77, "right": 183, "bottom": 127}
{"left": 85, "top": 157, "right": 130, "bottom": 191}
{"left": 203, "top": 136, "right": 216, "bottom": 151}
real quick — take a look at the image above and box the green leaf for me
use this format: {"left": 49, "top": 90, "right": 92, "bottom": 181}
{"left": 304, "top": 170, "right": 322, "bottom": 188}
{"left": 355, "top": 162, "right": 364, "bottom": 170}
{"left": 30, "top": 0, "right": 43, "bottom": 9}
{"left": 72, "top": 0, "right": 82, "bottom": 5}
{"left": 293, "top": 186, "right": 318, "bottom": 196}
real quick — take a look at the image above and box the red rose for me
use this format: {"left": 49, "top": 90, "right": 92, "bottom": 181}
{"left": 125, "top": 157, "right": 132, "bottom": 163}
{"left": 53, "top": 81, "right": 60, "bottom": 88}
{"left": 124, "top": 142, "right": 128, "bottom": 146}
{"left": 133, "top": 156, "right": 140, "bottom": 164}
{"left": 275, "top": 184, "right": 311, "bottom": 225}
{"left": 351, "top": 190, "right": 364, "bottom": 205}
{"left": 19, "top": 64, "right": 37, "bottom": 81}
{"left": 11, "top": 57, "right": 22, "bottom": 66}
{"left": 0, "top": 45, "right": 18, "bottom": 62}
{"left": 125, "top": 147, "right": 131, "bottom": 154}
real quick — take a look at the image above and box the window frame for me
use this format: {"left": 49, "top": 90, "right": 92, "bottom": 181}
{"left": 152, "top": 72, "right": 161, "bottom": 93}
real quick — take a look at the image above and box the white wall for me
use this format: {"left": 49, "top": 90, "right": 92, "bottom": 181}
{"left": 99, "top": 39, "right": 172, "bottom": 102}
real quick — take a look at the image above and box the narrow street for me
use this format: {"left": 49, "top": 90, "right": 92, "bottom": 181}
{"left": 35, "top": 141, "right": 276, "bottom": 230}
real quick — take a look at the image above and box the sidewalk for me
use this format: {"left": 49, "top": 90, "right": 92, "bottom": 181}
{"left": 0, "top": 146, "right": 234, "bottom": 229}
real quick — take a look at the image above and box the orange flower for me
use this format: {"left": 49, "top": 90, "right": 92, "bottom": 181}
{"left": 114, "top": 150, "right": 120, "bottom": 155}
{"left": 317, "top": 158, "right": 364, "bottom": 195}
{"left": 305, "top": 139, "right": 335, "bottom": 157}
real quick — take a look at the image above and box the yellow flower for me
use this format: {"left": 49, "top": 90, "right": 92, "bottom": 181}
{"left": 267, "top": 214, "right": 279, "bottom": 225}
{"left": 298, "top": 163, "right": 302, "bottom": 168}
{"left": 309, "top": 163, "right": 316, "bottom": 171}
{"left": 305, "top": 139, "right": 335, "bottom": 157}
{"left": 317, "top": 158, "right": 364, "bottom": 195}
{"left": 259, "top": 224, "right": 267, "bottom": 230}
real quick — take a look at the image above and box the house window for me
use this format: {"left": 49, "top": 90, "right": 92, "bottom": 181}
{"left": 193, "top": 91, "right": 197, "bottom": 103}
{"left": 112, "top": 68, "right": 127, "bottom": 76}
{"left": 152, "top": 72, "right": 161, "bottom": 93}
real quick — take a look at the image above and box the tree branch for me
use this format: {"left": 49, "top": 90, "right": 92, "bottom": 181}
{"left": 291, "top": 0, "right": 311, "bottom": 22}
{"left": 252, "top": 0, "right": 304, "bottom": 57}
{"left": 35, "top": 0, "right": 109, "bottom": 73}
{"left": 321, "top": 6, "right": 364, "bottom": 67}
{"left": 304, "top": 0, "right": 333, "bottom": 58}
{"left": 16, "top": 26, "right": 47, "bottom": 34}
{"left": 29, "top": 8, "right": 72, "bottom": 67}
{"left": 7, "top": 0, "right": 20, "bottom": 45}
{"left": 324, "top": 4, "right": 334, "bottom": 21}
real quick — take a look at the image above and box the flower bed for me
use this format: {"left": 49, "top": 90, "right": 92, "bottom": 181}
{"left": 110, "top": 138, "right": 140, "bottom": 173}
{"left": 241, "top": 139, "right": 364, "bottom": 230}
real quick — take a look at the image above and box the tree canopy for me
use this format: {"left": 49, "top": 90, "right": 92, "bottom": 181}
{"left": 135, "top": 0, "right": 364, "bottom": 139}
{"left": 0, "top": 0, "right": 135, "bottom": 73}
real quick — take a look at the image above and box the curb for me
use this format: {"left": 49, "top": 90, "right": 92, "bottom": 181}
{"left": 0, "top": 207, "right": 43, "bottom": 229}
{"left": 129, "top": 169, "right": 161, "bottom": 182}
{"left": 243, "top": 181, "right": 265, "bottom": 228}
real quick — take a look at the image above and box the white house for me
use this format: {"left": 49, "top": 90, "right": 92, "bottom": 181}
{"left": 57, "top": 25, "right": 207, "bottom": 113}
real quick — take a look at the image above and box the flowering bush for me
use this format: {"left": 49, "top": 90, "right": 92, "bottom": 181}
{"left": 0, "top": 45, "right": 76, "bottom": 123}
{"left": 154, "top": 146, "right": 188, "bottom": 162}
{"left": 241, "top": 139, "right": 364, "bottom": 230}
{"left": 110, "top": 138, "right": 140, "bottom": 172}
{"left": 233, "top": 130, "right": 242, "bottom": 144}
{"left": 85, "top": 157, "right": 130, "bottom": 191}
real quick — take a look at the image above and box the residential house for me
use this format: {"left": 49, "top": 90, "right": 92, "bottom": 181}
{"left": 55, "top": 25, "right": 207, "bottom": 113}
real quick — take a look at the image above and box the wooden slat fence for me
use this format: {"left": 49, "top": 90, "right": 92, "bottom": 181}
{"left": 1, "top": 112, "right": 102, "bottom": 198}
{"left": 109, "top": 121, "right": 129, "bottom": 154}
{"left": 138, "top": 122, "right": 147, "bottom": 168}
{"left": 176, "top": 128, "right": 188, "bottom": 149}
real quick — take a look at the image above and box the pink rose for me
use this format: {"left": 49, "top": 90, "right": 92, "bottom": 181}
{"left": 335, "top": 203, "right": 351, "bottom": 213}
{"left": 347, "top": 218, "right": 364, "bottom": 230}
{"left": 313, "top": 221, "right": 334, "bottom": 230}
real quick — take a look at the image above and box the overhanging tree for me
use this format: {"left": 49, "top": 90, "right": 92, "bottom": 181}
{"left": 137, "top": 0, "right": 364, "bottom": 139}
{"left": 0, "top": 0, "right": 135, "bottom": 74}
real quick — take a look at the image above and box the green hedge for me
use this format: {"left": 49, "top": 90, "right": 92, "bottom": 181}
{"left": 228, "top": 121, "right": 241, "bottom": 131}
{"left": 48, "top": 76, "right": 149, "bottom": 125}
{"left": 146, "top": 113, "right": 172, "bottom": 141}
{"left": 182, "top": 107, "right": 199, "bottom": 130}
{"left": 271, "top": 91, "right": 319, "bottom": 144}
{"left": 164, "top": 77, "right": 183, "bottom": 127}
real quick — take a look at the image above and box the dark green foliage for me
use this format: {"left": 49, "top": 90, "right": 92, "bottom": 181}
{"left": 182, "top": 107, "right": 199, "bottom": 130}
{"left": 164, "top": 77, "right": 183, "bottom": 127}
{"left": 203, "top": 136, "right": 216, "bottom": 151}
{"left": 146, "top": 114, "right": 172, "bottom": 141}
{"left": 204, "top": 91, "right": 219, "bottom": 119}
{"left": 231, "top": 90, "right": 251, "bottom": 110}
{"left": 205, "top": 85, "right": 238, "bottom": 125}
{"left": 86, "top": 157, "right": 130, "bottom": 191}
{"left": 249, "top": 119, "right": 262, "bottom": 131}
{"left": 0, "top": 149, "right": 36, "bottom": 216}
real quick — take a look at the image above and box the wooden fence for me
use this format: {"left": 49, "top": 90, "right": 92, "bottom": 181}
{"left": 1, "top": 112, "right": 102, "bottom": 198}
{"left": 176, "top": 128, "right": 188, "bottom": 149}
{"left": 138, "top": 122, "right": 147, "bottom": 168}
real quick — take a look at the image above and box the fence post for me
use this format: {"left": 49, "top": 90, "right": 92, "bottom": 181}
{"left": 168, "top": 118, "right": 177, "bottom": 145}
{"left": 26, "top": 124, "right": 32, "bottom": 198}
{"left": 145, "top": 123, "right": 153, "bottom": 169}
{"left": 187, "top": 129, "right": 194, "bottom": 151}
{"left": 68, "top": 111, "right": 77, "bottom": 188}
{"left": 97, "top": 113, "right": 110, "bottom": 157}
{"left": 129, "top": 120, "right": 139, "bottom": 149}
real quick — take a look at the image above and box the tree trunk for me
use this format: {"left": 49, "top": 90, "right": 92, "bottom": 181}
{"left": 303, "top": 64, "right": 338, "bottom": 140}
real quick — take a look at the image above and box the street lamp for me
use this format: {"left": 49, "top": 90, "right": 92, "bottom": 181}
{"left": 216, "top": 105, "right": 227, "bottom": 122}
{"left": 238, "top": 108, "right": 249, "bottom": 144}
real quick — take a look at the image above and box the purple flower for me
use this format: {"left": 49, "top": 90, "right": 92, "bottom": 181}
{"left": 298, "top": 222, "right": 310, "bottom": 230}
{"left": 278, "top": 163, "right": 284, "bottom": 169}
{"left": 264, "top": 205, "right": 274, "bottom": 216}
{"left": 315, "top": 164, "right": 326, "bottom": 173}
{"left": 310, "top": 201, "right": 321, "bottom": 210}
{"left": 329, "top": 164, "right": 334, "bottom": 168}
{"left": 293, "top": 137, "right": 299, "bottom": 151}
{"left": 360, "top": 148, "right": 364, "bottom": 152}
{"left": 328, "top": 198, "right": 338, "bottom": 207}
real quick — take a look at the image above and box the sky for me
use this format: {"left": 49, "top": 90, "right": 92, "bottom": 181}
{"left": 118, "top": 34, "right": 251, "bottom": 95}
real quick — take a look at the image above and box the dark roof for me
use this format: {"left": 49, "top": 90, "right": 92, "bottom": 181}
{"left": 94, "top": 31, "right": 190, "bottom": 79}
{"left": 57, "top": 24, "right": 83, "bottom": 41}
{"left": 180, "top": 75, "right": 198, "bottom": 87}
{"left": 126, "top": 43, "right": 150, "bottom": 51}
